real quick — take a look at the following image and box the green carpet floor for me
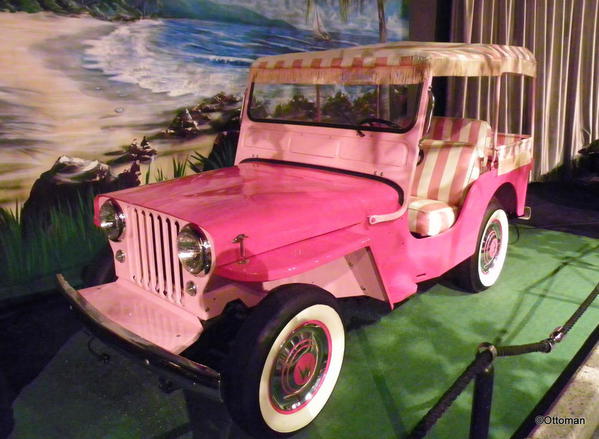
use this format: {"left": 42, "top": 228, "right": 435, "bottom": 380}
{"left": 11, "top": 226, "right": 599, "bottom": 439}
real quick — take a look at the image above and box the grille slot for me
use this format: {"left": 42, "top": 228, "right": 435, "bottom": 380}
{"left": 126, "top": 206, "right": 183, "bottom": 305}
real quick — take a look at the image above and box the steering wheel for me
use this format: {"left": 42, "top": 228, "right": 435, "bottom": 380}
{"left": 358, "top": 117, "right": 399, "bottom": 129}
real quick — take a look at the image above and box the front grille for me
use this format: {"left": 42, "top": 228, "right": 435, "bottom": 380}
{"left": 125, "top": 206, "right": 184, "bottom": 305}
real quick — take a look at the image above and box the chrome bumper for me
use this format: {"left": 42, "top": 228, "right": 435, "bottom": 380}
{"left": 56, "top": 274, "right": 222, "bottom": 400}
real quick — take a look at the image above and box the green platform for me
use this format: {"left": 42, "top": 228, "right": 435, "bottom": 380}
{"left": 11, "top": 226, "right": 599, "bottom": 439}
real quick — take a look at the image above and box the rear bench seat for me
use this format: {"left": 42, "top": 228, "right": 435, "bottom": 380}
{"left": 408, "top": 117, "right": 492, "bottom": 236}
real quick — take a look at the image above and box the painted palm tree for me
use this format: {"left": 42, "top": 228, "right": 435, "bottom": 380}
{"left": 337, "top": 0, "right": 387, "bottom": 43}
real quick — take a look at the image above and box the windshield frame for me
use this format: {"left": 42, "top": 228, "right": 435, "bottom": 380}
{"left": 246, "top": 82, "right": 423, "bottom": 135}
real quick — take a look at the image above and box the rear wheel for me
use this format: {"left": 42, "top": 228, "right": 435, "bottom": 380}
{"left": 222, "top": 285, "right": 345, "bottom": 437}
{"left": 453, "top": 201, "right": 509, "bottom": 292}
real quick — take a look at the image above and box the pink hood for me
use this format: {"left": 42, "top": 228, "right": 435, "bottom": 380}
{"left": 105, "top": 161, "right": 399, "bottom": 266}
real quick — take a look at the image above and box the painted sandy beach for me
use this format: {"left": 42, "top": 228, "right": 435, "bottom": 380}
{"left": 0, "top": 12, "right": 214, "bottom": 206}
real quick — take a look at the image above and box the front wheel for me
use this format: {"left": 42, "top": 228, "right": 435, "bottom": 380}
{"left": 222, "top": 285, "right": 345, "bottom": 438}
{"left": 453, "top": 202, "right": 509, "bottom": 292}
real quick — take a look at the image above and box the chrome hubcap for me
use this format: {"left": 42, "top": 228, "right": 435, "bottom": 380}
{"left": 480, "top": 219, "right": 502, "bottom": 274}
{"left": 269, "top": 321, "right": 330, "bottom": 413}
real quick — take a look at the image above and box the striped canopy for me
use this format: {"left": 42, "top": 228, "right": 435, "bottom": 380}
{"left": 250, "top": 41, "right": 536, "bottom": 85}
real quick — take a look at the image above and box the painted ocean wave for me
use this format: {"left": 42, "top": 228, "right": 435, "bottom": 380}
{"left": 82, "top": 18, "right": 386, "bottom": 99}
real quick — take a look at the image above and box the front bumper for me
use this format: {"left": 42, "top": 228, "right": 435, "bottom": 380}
{"left": 56, "top": 274, "right": 222, "bottom": 400}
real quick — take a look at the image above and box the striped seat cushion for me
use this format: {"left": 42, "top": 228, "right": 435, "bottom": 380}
{"left": 407, "top": 117, "right": 492, "bottom": 236}
{"left": 408, "top": 145, "right": 478, "bottom": 235}
{"left": 408, "top": 197, "right": 459, "bottom": 236}
{"left": 412, "top": 142, "right": 480, "bottom": 207}
{"left": 424, "top": 116, "right": 492, "bottom": 158}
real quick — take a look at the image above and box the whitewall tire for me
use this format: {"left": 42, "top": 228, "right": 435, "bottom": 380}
{"left": 453, "top": 201, "right": 509, "bottom": 292}
{"left": 477, "top": 208, "right": 509, "bottom": 287}
{"left": 223, "top": 285, "right": 345, "bottom": 438}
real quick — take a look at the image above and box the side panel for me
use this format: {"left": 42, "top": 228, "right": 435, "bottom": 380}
{"left": 366, "top": 164, "right": 531, "bottom": 304}
{"left": 264, "top": 247, "right": 387, "bottom": 302}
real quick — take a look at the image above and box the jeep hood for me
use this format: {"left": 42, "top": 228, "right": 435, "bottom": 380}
{"left": 105, "top": 161, "right": 399, "bottom": 266}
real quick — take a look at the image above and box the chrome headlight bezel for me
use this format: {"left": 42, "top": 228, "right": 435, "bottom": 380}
{"left": 99, "top": 199, "right": 126, "bottom": 242}
{"left": 177, "top": 224, "right": 212, "bottom": 276}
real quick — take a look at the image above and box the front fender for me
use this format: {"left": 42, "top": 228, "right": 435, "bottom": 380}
{"left": 215, "top": 225, "right": 370, "bottom": 282}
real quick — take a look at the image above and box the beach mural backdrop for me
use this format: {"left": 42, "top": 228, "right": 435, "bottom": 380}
{"left": 0, "top": 0, "right": 408, "bottom": 292}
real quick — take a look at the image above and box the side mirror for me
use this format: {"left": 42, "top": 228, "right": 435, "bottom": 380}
{"left": 423, "top": 87, "right": 435, "bottom": 135}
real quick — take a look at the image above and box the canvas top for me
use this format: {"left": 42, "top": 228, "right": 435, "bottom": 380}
{"left": 249, "top": 41, "right": 536, "bottom": 85}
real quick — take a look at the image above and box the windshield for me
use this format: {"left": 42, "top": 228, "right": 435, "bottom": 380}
{"left": 249, "top": 83, "right": 422, "bottom": 133}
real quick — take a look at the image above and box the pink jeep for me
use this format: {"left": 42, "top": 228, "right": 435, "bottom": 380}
{"left": 58, "top": 42, "right": 536, "bottom": 437}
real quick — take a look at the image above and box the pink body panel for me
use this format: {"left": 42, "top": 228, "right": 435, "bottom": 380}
{"left": 367, "top": 164, "right": 531, "bottom": 304}
{"left": 264, "top": 247, "right": 388, "bottom": 302}
{"left": 100, "top": 162, "right": 398, "bottom": 268}
{"left": 212, "top": 163, "right": 530, "bottom": 305}
{"left": 92, "top": 69, "right": 532, "bottom": 332}
{"left": 216, "top": 225, "right": 370, "bottom": 282}
{"left": 94, "top": 160, "right": 530, "bottom": 334}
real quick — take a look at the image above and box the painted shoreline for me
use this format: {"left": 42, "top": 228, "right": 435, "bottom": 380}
{"left": 0, "top": 12, "right": 214, "bottom": 207}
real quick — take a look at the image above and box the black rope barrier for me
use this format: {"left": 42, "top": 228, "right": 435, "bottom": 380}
{"left": 561, "top": 283, "right": 598, "bottom": 335}
{"left": 406, "top": 281, "right": 598, "bottom": 439}
{"left": 407, "top": 351, "right": 493, "bottom": 439}
{"left": 495, "top": 340, "right": 553, "bottom": 357}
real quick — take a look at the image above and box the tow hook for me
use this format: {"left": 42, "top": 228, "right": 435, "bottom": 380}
{"left": 519, "top": 206, "right": 532, "bottom": 220}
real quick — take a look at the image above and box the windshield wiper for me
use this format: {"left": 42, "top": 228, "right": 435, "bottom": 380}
{"left": 338, "top": 111, "right": 365, "bottom": 137}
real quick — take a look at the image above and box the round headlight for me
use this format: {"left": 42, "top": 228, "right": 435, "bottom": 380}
{"left": 177, "top": 224, "right": 212, "bottom": 276}
{"left": 99, "top": 200, "right": 125, "bottom": 241}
